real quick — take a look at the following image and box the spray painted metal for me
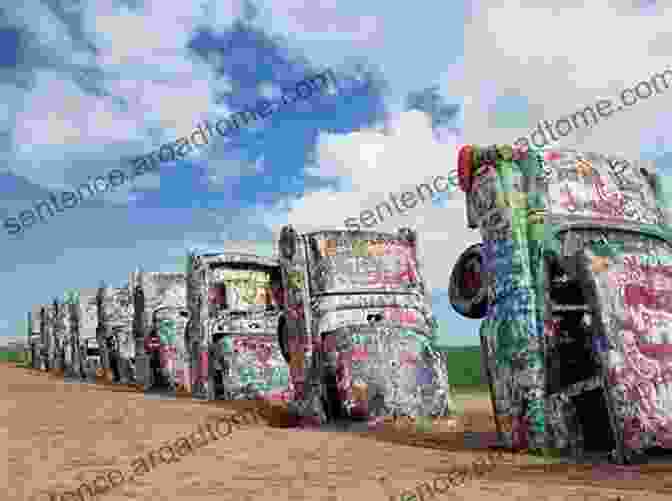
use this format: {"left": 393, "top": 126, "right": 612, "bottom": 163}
{"left": 450, "top": 145, "right": 672, "bottom": 463}
{"left": 186, "top": 252, "right": 290, "bottom": 402}
{"left": 46, "top": 299, "right": 67, "bottom": 373}
{"left": 277, "top": 226, "right": 453, "bottom": 426}
{"left": 97, "top": 280, "right": 135, "bottom": 383}
{"left": 37, "top": 305, "right": 50, "bottom": 371}
{"left": 44, "top": 302, "right": 56, "bottom": 370}
{"left": 68, "top": 288, "right": 100, "bottom": 380}
{"left": 62, "top": 290, "right": 80, "bottom": 377}
{"left": 29, "top": 306, "right": 42, "bottom": 369}
{"left": 132, "top": 271, "right": 188, "bottom": 392}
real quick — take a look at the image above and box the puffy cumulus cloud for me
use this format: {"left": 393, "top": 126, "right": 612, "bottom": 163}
{"left": 457, "top": 0, "right": 672, "bottom": 159}
{"left": 83, "top": 0, "right": 225, "bottom": 139}
{"left": 312, "top": 110, "right": 457, "bottom": 193}
{"left": 264, "top": 109, "right": 481, "bottom": 291}
{"left": 5, "top": 0, "right": 240, "bottom": 190}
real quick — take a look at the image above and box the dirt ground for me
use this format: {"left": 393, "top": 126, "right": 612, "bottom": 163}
{"left": 2, "top": 363, "right": 671, "bottom": 501}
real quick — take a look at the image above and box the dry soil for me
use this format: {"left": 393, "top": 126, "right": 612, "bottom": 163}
{"left": 2, "top": 363, "right": 671, "bottom": 501}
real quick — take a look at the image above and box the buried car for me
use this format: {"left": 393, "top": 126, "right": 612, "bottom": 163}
{"left": 37, "top": 304, "right": 51, "bottom": 371}
{"left": 97, "top": 280, "right": 136, "bottom": 384}
{"left": 133, "top": 271, "right": 189, "bottom": 393}
{"left": 276, "top": 226, "right": 453, "bottom": 426}
{"left": 62, "top": 290, "right": 84, "bottom": 378}
{"left": 28, "top": 306, "right": 42, "bottom": 370}
{"left": 47, "top": 299, "right": 67, "bottom": 374}
{"left": 449, "top": 144, "right": 672, "bottom": 463}
{"left": 73, "top": 288, "right": 103, "bottom": 380}
{"left": 81, "top": 338, "right": 102, "bottom": 379}
{"left": 186, "top": 252, "right": 291, "bottom": 402}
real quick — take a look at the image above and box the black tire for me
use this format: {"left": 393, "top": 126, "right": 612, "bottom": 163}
{"left": 279, "top": 226, "right": 297, "bottom": 260}
{"left": 449, "top": 243, "right": 488, "bottom": 319}
{"left": 278, "top": 318, "right": 290, "bottom": 364}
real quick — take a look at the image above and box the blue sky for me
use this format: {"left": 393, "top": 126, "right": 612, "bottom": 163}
{"left": 1, "top": 0, "right": 670, "bottom": 347}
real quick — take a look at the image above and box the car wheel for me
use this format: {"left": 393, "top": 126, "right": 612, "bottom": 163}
{"left": 449, "top": 243, "right": 488, "bottom": 319}
{"left": 278, "top": 319, "right": 290, "bottom": 364}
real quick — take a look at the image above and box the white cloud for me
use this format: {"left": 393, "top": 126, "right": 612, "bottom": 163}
{"left": 312, "top": 110, "right": 457, "bottom": 193}
{"left": 7, "top": 0, "right": 237, "bottom": 192}
{"left": 457, "top": 0, "right": 672, "bottom": 159}
{"left": 264, "top": 109, "right": 480, "bottom": 292}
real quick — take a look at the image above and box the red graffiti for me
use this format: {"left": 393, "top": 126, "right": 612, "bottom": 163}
{"left": 623, "top": 284, "right": 672, "bottom": 314}
{"left": 557, "top": 174, "right": 627, "bottom": 219}
{"left": 144, "top": 334, "right": 161, "bottom": 352}
{"left": 559, "top": 185, "right": 578, "bottom": 212}
{"left": 367, "top": 263, "right": 416, "bottom": 287}
{"left": 624, "top": 257, "right": 672, "bottom": 278}
{"left": 399, "top": 350, "right": 417, "bottom": 366}
{"left": 384, "top": 241, "right": 413, "bottom": 256}
{"left": 367, "top": 270, "right": 405, "bottom": 287}
{"left": 591, "top": 175, "right": 625, "bottom": 217}
{"left": 287, "top": 304, "right": 304, "bottom": 321}
{"left": 352, "top": 346, "right": 368, "bottom": 361}
{"left": 208, "top": 285, "right": 225, "bottom": 305}
{"left": 271, "top": 286, "right": 285, "bottom": 306}
{"left": 196, "top": 351, "right": 208, "bottom": 383}
{"left": 544, "top": 319, "right": 560, "bottom": 338}
{"left": 384, "top": 308, "right": 417, "bottom": 324}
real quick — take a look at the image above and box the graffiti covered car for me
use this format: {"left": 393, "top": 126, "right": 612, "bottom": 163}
{"left": 186, "top": 252, "right": 290, "bottom": 402}
{"left": 277, "top": 226, "right": 453, "bottom": 426}
{"left": 46, "top": 299, "right": 67, "bottom": 373}
{"left": 68, "top": 288, "right": 100, "bottom": 380}
{"left": 449, "top": 144, "right": 672, "bottom": 463}
{"left": 37, "top": 304, "right": 51, "bottom": 371}
{"left": 28, "top": 306, "right": 42, "bottom": 369}
{"left": 62, "top": 290, "right": 82, "bottom": 377}
{"left": 97, "top": 280, "right": 135, "bottom": 384}
{"left": 132, "top": 271, "right": 189, "bottom": 393}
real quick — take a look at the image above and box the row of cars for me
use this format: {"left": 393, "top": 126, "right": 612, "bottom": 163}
{"left": 28, "top": 145, "right": 670, "bottom": 464}
{"left": 27, "top": 225, "right": 454, "bottom": 425}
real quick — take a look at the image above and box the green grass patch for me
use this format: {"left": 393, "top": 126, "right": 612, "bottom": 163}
{"left": 0, "top": 351, "right": 27, "bottom": 363}
{"left": 437, "top": 345, "right": 485, "bottom": 388}
{"left": 452, "top": 384, "right": 490, "bottom": 394}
